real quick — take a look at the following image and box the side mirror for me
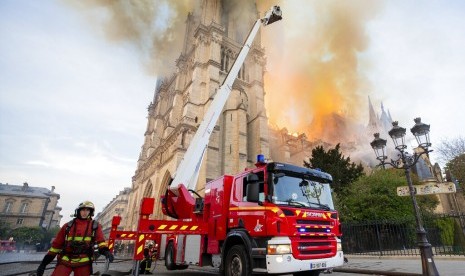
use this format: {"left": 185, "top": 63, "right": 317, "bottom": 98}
{"left": 246, "top": 182, "right": 260, "bottom": 203}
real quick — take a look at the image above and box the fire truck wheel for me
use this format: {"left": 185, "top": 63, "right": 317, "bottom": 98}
{"left": 165, "top": 242, "right": 176, "bottom": 270}
{"left": 224, "top": 244, "right": 251, "bottom": 276}
{"left": 293, "top": 270, "right": 321, "bottom": 276}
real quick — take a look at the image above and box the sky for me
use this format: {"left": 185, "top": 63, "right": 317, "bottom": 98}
{"left": 1, "top": 0, "right": 465, "bottom": 225}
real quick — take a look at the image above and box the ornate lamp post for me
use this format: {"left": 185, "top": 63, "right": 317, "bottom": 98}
{"left": 370, "top": 118, "right": 439, "bottom": 276}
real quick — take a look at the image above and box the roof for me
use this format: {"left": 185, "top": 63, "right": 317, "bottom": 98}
{"left": 0, "top": 182, "right": 56, "bottom": 198}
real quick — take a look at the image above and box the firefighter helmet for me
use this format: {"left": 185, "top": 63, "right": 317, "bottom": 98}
{"left": 75, "top": 201, "right": 95, "bottom": 218}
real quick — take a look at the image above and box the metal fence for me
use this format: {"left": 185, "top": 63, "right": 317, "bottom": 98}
{"left": 341, "top": 213, "right": 465, "bottom": 256}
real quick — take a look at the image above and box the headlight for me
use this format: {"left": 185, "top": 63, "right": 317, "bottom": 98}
{"left": 337, "top": 242, "right": 342, "bottom": 251}
{"left": 267, "top": 244, "right": 291, "bottom": 255}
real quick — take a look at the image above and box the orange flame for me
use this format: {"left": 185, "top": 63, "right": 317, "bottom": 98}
{"left": 262, "top": 1, "right": 381, "bottom": 143}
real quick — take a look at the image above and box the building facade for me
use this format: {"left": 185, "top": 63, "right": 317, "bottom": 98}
{"left": 94, "top": 188, "right": 131, "bottom": 238}
{"left": 0, "top": 182, "right": 62, "bottom": 230}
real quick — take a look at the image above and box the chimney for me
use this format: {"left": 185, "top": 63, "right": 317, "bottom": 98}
{"left": 51, "top": 186, "right": 55, "bottom": 192}
{"left": 22, "top": 182, "right": 29, "bottom": 191}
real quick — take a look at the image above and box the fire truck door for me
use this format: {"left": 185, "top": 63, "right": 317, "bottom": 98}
{"left": 235, "top": 171, "right": 267, "bottom": 236}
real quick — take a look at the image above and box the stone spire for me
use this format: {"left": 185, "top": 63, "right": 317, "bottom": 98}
{"left": 367, "top": 96, "right": 378, "bottom": 131}
{"left": 379, "top": 101, "right": 393, "bottom": 134}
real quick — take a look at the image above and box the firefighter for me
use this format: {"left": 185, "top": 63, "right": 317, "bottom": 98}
{"left": 139, "top": 242, "right": 154, "bottom": 274}
{"left": 35, "top": 201, "right": 114, "bottom": 276}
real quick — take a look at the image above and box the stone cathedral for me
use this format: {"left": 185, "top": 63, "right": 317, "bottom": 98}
{"left": 125, "top": 1, "right": 271, "bottom": 229}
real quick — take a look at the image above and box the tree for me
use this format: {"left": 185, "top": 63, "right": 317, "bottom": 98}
{"left": 437, "top": 136, "right": 465, "bottom": 193}
{"left": 38, "top": 226, "right": 60, "bottom": 251}
{"left": 445, "top": 154, "right": 465, "bottom": 193}
{"left": 436, "top": 136, "right": 465, "bottom": 164}
{"left": 0, "top": 219, "right": 12, "bottom": 239}
{"left": 304, "top": 144, "right": 364, "bottom": 194}
{"left": 338, "top": 169, "right": 439, "bottom": 222}
{"left": 9, "top": 226, "right": 44, "bottom": 249}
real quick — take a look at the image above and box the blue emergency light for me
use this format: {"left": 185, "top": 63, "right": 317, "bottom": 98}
{"left": 257, "top": 154, "right": 265, "bottom": 163}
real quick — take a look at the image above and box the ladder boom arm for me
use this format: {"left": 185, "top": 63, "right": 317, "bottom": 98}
{"left": 167, "top": 6, "right": 282, "bottom": 210}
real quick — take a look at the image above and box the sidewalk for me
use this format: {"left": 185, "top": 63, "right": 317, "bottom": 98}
{"left": 336, "top": 255, "right": 465, "bottom": 275}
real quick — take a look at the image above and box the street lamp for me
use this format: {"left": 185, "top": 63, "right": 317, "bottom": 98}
{"left": 370, "top": 117, "right": 439, "bottom": 276}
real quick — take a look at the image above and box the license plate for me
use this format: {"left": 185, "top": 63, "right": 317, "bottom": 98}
{"left": 310, "top": 261, "right": 327, "bottom": 269}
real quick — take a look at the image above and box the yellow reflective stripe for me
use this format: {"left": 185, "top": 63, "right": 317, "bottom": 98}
{"left": 66, "top": 236, "right": 92, "bottom": 241}
{"left": 98, "top": 241, "right": 108, "bottom": 248}
{"left": 229, "top": 206, "right": 266, "bottom": 211}
{"left": 61, "top": 256, "right": 90, "bottom": 263}
{"left": 49, "top": 247, "right": 61, "bottom": 253}
{"left": 137, "top": 244, "right": 144, "bottom": 255}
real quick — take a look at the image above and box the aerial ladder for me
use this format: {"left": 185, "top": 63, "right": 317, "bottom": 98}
{"left": 162, "top": 6, "right": 283, "bottom": 220}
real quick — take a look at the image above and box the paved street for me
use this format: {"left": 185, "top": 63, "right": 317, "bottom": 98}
{"left": 1, "top": 252, "right": 464, "bottom": 275}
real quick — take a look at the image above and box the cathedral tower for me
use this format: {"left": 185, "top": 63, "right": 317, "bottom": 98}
{"left": 126, "top": 0, "right": 270, "bottom": 227}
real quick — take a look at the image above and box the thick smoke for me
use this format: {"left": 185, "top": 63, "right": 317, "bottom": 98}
{"left": 64, "top": 0, "right": 194, "bottom": 75}
{"left": 66, "top": 0, "right": 382, "bottom": 147}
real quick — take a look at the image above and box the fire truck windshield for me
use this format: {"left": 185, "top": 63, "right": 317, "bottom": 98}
{"left": 271, "top": 174, "right": 335, "bottom": 210}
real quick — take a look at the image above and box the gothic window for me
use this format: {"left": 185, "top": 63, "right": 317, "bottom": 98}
{"left": 221, "top": 47, "right": 246, "bottom": 81}
{"left": 221, "top": 47, "right": 226, "bottom": 71}
{"left": 238, "top": 64, "right": 246, "bottom": 80}
{"left": 144, "top": 180, "right": 153, "bottom": 198}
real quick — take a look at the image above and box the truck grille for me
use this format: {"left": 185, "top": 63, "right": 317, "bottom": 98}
{"left": 292, "top": 218, "right": 337, "bottom": 259}
{"left": 293, "top": 236, "right": 336, "bottom": 259}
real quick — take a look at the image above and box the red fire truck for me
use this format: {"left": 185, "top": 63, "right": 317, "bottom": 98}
{"left": 109, "top": 6, "right": 343, "bottom": 276}
{"left": 158, "top": 158, "right": 343, "bottom": 276}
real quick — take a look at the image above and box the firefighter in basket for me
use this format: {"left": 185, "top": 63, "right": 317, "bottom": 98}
{"left": 35, "top": 201, "right": 114, "bottom": 276}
